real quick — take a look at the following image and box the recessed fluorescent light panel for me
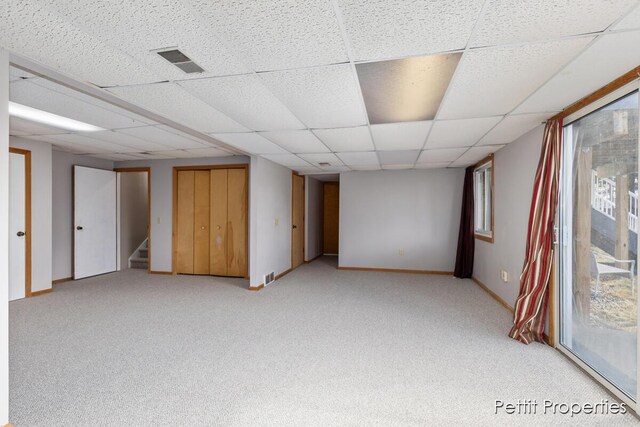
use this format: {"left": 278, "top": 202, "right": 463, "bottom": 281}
{"left": 8, "top": 102, "right": 104, "bottom": 132}
{"left": 356, "top": 52, "right": 462, "bottom": 124}
{"left": 156, "top": 48, "right": 205, "bottom": 74}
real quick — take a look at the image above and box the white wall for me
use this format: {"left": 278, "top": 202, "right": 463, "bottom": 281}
{"left": 10, "top": 137, "right": 52, "bottom": 292}
{"left": 249, "top": 156, "right": 292, "bottom": 287}
{"left": 474, "top": 126, "right": 544, "bottom": 308}
{"left": 339, "top": 169, "right": 464, "bottom": 272}
{"left": 118, "top": 171, "right": 148, "bottom": 269}
{"left": 0, "top": 48, "right": 10, "bottom": 427}
{"left": 114, "top": 155, "right": 249, "bottom": 272}
{"left": 52, "top": 151, "right": 114, "bottom": 280}
{"left": 305, "top": 176, "right": 323, "bottom": 261}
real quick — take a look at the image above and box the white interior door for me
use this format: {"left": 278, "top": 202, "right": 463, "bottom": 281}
{"left": 9, "top": 152, "right": 26, "bottom": 301}
{"left": 74, "top": 165, "right": 117, "bottom": 279}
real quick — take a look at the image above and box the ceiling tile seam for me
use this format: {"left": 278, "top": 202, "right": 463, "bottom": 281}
{"left": 11, "top": 55, "right": 247, "bottom": 156}
{"left": 413, "top": 0, "right": 492, "bottom": 168}
{"left": 329, "top": 0, "right": 379, "bottom": 169}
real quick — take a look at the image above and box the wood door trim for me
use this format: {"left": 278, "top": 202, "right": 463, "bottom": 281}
{"left": 9, "top": 148, "right": 32, "bottom": 297}
{"left": 114, "top": 167, "right": 151, "bottom": 273}
{"left": 291, "top": 172, "right": 305, "bottom": 270}
{"left": 172, "top": 165, "right": 249, "bottom": 277}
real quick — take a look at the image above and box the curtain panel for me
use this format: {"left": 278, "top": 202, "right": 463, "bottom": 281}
{"left": 509, "top": 120, "right": 562, "bottom": 344}
{"left": 454, "top": 166, "right": 475, "bottom": 279}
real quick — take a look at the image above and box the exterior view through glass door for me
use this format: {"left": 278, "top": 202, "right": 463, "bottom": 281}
{"left": 559, "top": 87, "right": 639, "bottom": 405}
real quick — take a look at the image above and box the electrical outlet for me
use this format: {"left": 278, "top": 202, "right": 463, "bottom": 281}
{"left": 500, "top": 269, "right": 509, "bottom": 282}
{"left": 399, "top": 249, "right": 405, "bottom": 256}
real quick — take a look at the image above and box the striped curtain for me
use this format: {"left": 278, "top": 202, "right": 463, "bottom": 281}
{"left": 509, "top": 120, "right": 562, "bottom": 344}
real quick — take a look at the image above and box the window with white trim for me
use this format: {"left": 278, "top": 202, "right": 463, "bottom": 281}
{"left": 474, "top": 157, "right": 494, "bottom": 242}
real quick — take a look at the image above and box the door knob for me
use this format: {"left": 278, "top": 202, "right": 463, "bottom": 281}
{"left": 293, "top": 225, "right": 297, "bottom": 229}
{"left": 216, "top": 225, "right": 221, "bottom": 230}
{"left": 16, "top": 231, "right": 25, "bottom": 237}
{"left": 76, "top": 226, "right": 83, "bottom": 230}
{"left": 201, "top": 226, "right": 206, "bottom": 230}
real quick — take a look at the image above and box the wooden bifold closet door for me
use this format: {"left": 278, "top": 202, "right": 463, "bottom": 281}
{"left": 176, "top": 167, "right": 247, "bottom": 277}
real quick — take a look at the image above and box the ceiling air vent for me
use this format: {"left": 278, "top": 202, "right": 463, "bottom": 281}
{"left": 155, "top": 48, "right": 205, "bottom": 74}
{"left": 318, "top": 162, "right": 331, "bottom": 167}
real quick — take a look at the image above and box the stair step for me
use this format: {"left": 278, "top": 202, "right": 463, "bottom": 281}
{"left": 138, "top": 248, "right": 148, "bottom": 258}
{"left": 130, "top": 259, "right": 148, "bottom": 269}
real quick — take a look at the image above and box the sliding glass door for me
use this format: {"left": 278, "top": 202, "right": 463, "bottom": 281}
{"left": 559, "top": 86, "right": 639, "bottom": 404}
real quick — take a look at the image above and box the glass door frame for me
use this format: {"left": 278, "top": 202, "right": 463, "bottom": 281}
{"left": 555, "top": 80, "right": 640, "bottom": 411}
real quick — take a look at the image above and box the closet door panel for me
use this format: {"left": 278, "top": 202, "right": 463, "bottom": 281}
{"left": 227, "top": 168, "right": 247, "bottom": 277}
{"left": 176, "top": 171, "right": 195, "bottom": 274}
{"left": 210, "top": 169, "right": 228, "bottom": 276}
{"left": 193, "top": 170, "right": 210, "bottom": 274}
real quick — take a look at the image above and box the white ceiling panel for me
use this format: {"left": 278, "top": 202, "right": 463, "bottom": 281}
{"left": 118, "top": 126, "right": 208, "bottom": 150}
{"left": 515, "top": 31, "right": 640, "bottom": 114}
{"left": 450, "top": 146, "right": 505, "bottom": 167}
{"left": 0, "top": 2, "right": 160, "bottom": 86}
{"left": 9, "top": 116, "right": 69, "bottom": 136}
{"left": 10, "top": 79, "right": 148, "bottom": 130}
{"left": 349, "top": 164, "right": 381, "bottom": 171}
{"left": 259, "top": 64, "right": 367, "bottom": 128}
{"left": 188, "top": 0, "right": 347, "bottom": 71}
{"left": 312, "top": 126, "right": 374, "bottom": 152}
{"left": 417, "top": 148, "right": 468, "bottom": 163}
{"left": 260, "top": 130, "right": 329, "bottom": 154}
{"left": 9, "top": 66, "right": 35, "bottom": 81}
{"left": 378, "top": 150, "right": 420, "bottom": 165}
{"left": 89, "top": 153, "right": 146, "bottom": 161}
{"left": 262, "top": 154, "right": 313, "bottom": 168}
{"left": 90, "top": 130, "right": 172, "bottom": 152}
{"left": 426, "top": 117, "right": 503, "bottom": 149}
{"left": 108, "top": 83, "right": 248, "bottom": 133}
{"left": 439, "top": 37, "right": 593, "bottom": 119}
{"left": 415, "top": 162, "right": 451, "bottom": 169}
{"left": 184, "top": 147, "right": 234, "bottom": 158}
{"left": 296, "top": 166, "right": 323, "bottom": 174}
{"left": 178, "top": 74, "right": 305, "bottom": 131}
{"left": 35, "top": 133, "right": 138, "bottom": 153}
{"left": 211, "top": 132, "right": 288, "bottom": 155}
{"left": 382, "top": 164, "right": 416, "bottom": 170}
{"left": 471, "top": 0, "right": 636, "bottom": 47}
{"left": 478, "top": 114, "right": 548, "bottom": 146}
{"left": 615, "top": 4, "right": 640, "bottom": 29}
{"left": 297, "top": 153, "right": 343, "bottom": 167}
{"left": 318, "top": 166, "right": 351, "bottom": 173}
{"left": 38, "top": 0, "right": 249, "bottom": 81}
{"left": 336, "top": 151, "right": 379, "bottom": 166}
{"left": 338, "top": 0, "right": 484, "bottom": 61}
{"left": 370, "top": 121, "right": 432, "bottom": 151}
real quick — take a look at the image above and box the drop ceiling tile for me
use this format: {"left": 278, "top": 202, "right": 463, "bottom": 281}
{"left": 312, "top": 126, "right": 374, "bottom": 152}
{"left": 184, "top": 147, "right": 234, "bottom": 158}
{"left": 477, "top": 114, "right": 548, "bottom": 146}
{"left": 37, "top": 0, "right": 249, "bottom": 80}
{"left": 417, "top": 148, "right": 468, "bottom": 163}
{"left": 0, "top": 2, "right": 160, "bottom": 86}
{"left": 188, "top": 0, "right": 347, "bottom": 71}
{"left": 438, "top": 38, "right": 593, "bottom": 119}
{"left": 89, "top": 153, "right": 146, "bottom": 161}
{"left": 26, "top": 134, "right": 109, "bottom": 154}
{"left": 338, "top": 0, "right": 484, "bottom": 61}
{"left": 615, "top": 4, "right": 640, "bottom": 29}
{"left": 426, "top": 117, "right": 503, "bottom": 149}
{"left": 90, "top": 130, "right": 172, "bottom": 152}
{"left": 118, "top": 126, "right": 208, "bottom": 150}
{"left": 259, "top": 130, "right": 329, "bottom": 154}
{"left": 108, "top": 83, "right": 248, "bottom": 133}
{"left": 318, "top": 166, "right": 351, "bottom": 173}
{"left": 259, "top": 64, "right": 367, "bottom": 128}
{"left": 472, "top": 0, "right": 636, "bottom": 47}
{"left": 297, "top": 153, "right": 343, "bottom": 167}
{"left": 9, "top": 66, "right": 35, "bottom": 81}
{"left": 36, "top": 133, "right": 138, "bottom": 153}
{"left": 295, "top": 167, "right": 323, "bottom": 174}
{"left": 349, "top": 164, "right": 381, "bottom": 171}
{"left": 336, "top": 152, "right": 379, "bottom": 166}
{"left": 178, "top": 75, "right": 304, "bottom": 131}
{"left": 414, "top": 162, "right": 451, "bottom": 169}
{"left": 378, "top": 150, "right": 420, "bottom": 165}
{"left": 210, "top": 133, "right": 288, "bottom": 155}
{"left": 9, "top": 116, "right": 69, "bottom": 136}
{"left": 382, "top": 164, "right": 415, "bottom": 170}
{"left": 10, "top": 79, "right": 147, "bottom": 130}
{"left": 262, "top": 154, "right": 313, "bottom": 168}
{"left": 515, "top": 31, "right": 640, "bottom": 114}
{"left": 450, "top": 146, "right": 505, "bottom": 167}
{"left": 370, "top": 121, "right": 432, "bottom": 151}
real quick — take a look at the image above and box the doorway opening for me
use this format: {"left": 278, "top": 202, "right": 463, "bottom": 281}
{"left": 8, "top": 147, "right": 31, "bottom": 301}
{"left": 115, "top": 168, "right": 150, "bottom": 272}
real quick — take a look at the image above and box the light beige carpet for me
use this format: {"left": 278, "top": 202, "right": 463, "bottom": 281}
{"left": 9, "top": 257, "right": 638, "bottom": 426}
